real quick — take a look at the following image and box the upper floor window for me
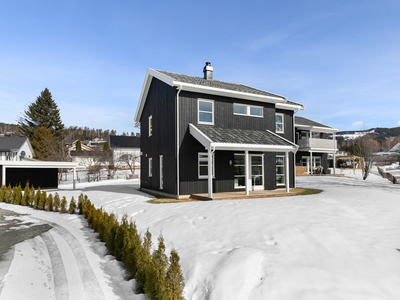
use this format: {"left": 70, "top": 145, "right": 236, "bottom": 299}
{"left": 233, "top": 103, "right": 263, "bottom": 117}
{"left": 275, "top": 113, "right": 284, "bottom": 133}
{"left": 148, "top": 115, "right": 153, "bottom": 136}
{"left": 198, "top": 99, "right": 214, "bottom": 125}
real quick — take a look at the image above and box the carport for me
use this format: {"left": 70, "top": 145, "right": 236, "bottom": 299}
{"left": 0, "top": 161, "right": 78, "bottom": 189}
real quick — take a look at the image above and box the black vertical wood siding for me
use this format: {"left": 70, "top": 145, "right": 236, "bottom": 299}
{"left": 140, "top": 78, "right": 177, "bottom": 194}
{"left": 178, "top": 91, "right": 295, "bottom": 194}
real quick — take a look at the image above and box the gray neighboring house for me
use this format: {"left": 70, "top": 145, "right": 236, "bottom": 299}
{"left": 0, "top": 137, "right": 35, "bottom": 161}
{"left": 294, "top": 116, "right": 339, "bottom": 174}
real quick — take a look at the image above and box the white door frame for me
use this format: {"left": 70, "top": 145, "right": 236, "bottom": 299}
{"left": 250, "top": 154, "right": 264, "bottom": 191}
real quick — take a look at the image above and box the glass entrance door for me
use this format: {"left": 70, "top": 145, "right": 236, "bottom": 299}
{"left": 251, "top": 155, "right": 264, "bottom": 190}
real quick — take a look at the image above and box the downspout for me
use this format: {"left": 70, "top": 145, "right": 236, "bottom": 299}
{"left": 176, "top": 85, "right": 182, "bottom": 197}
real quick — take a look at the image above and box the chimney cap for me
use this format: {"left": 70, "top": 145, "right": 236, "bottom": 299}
{"left": 203, "top": 62, "right": 213, "bottom": 80}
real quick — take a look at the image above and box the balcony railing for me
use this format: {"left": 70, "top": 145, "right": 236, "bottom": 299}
{"left": 297, "top": 138, "right": 337, "bottom": 150}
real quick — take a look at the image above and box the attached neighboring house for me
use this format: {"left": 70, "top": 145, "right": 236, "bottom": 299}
{"left": 134, "top": 62, "right": 305, "bottom": 199}
{"left": 294, "top": 116, "right": 339, "bottom": 174}
{"left": 0, "top": 137, "right": 35, "bottom": 161}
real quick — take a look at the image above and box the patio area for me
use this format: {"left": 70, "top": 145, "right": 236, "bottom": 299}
{"left": 190, "top": 188, "right": 297, "bottom": 201}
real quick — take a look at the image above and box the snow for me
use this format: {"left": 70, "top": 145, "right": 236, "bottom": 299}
{"left": 336, "top": 129, "right": 376, "bottom": 140}
{"left": 1, "top": 169, "right": 400, "bottom": 299}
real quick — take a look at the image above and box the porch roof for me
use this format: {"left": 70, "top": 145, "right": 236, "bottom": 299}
{"left": 189, "top": 124, "right": 298, "bottom": 153}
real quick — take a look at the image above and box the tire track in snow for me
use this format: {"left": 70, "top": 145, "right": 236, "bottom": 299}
{"left": 41, "top": 231, "right": 69, "bottom": 300}
{"left": 0, "top": 247, "right": 14, "bottom": 297}
{"left": 49, "top": 222, "right": 106, "bottom": 300}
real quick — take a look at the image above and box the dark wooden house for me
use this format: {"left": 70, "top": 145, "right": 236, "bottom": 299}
{"left": 134, "top": 63, "right": 305, "bottom": 199}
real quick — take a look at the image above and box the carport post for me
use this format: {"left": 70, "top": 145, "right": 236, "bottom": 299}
{"left": 73, "top": 167, "right": 76, "bottom": 190}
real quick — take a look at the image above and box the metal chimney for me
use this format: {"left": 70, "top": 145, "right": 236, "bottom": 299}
{"left": 203, "top": 62, "right": 213, "bottom": 80}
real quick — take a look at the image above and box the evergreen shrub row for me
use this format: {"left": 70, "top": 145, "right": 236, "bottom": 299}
{"left": 0, "top": 183, "right": 185, "bottom": 300}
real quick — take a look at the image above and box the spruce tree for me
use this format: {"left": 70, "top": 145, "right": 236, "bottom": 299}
{"left": 19, "top": 88, "right": 65, "bottom": 141}
{"left": 76, "top": 139, "right": 82, "bottom": 151}
{"left": 30, "top": 127, "right": 58, "bottom": 160}
{"left": 103, "top": 141, "right": 109, "bottom": 151}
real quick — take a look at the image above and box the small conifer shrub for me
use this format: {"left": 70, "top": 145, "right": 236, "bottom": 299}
{"left": 60, "top": 196, "right": 68, "bottom": 213}
{"left": 46, "top": 194, "right": 53, "bottom": 212}
{"left": 69, "top": 196, "right": 77, "bottom": 214}
{"left": 53, "top": 193, "right": 61, "bottom": 212}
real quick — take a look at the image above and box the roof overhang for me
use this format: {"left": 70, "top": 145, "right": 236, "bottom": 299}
{"left": 189, "top": 124, "right": 298, "bottom": 153}
{"left": 0, "top": 161, "right": 78, "bottom": 169}
{"left": 134, "top": 68, "right": 304, "bottom": 122}
{"left": 295, "top": 124, "right": 340, "bottom": 133}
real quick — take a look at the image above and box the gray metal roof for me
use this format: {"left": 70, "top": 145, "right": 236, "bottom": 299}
{"left": 295, "top": 116, "right": 332, "bottom": 128}
{"left": 109, "top": 135, "right": 140, "bottom": 148}
{"left": 195, "top": 125, "right": 294, "bottom": 147}
{"left": 0, "top": 137, "right": 28, "bottom": 151}
{"left": 157, "top": 70, "right": 288, "bottom": 100}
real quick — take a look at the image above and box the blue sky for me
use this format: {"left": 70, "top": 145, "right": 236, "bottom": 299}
{"left": 1, "top": 0, "right": 400, "bottom": 134}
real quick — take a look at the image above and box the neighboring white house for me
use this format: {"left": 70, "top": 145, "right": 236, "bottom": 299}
{"left": 0, "top": 137, "right": 35, "bottom": 161}
{"left": 109, "top": 135, "right": 141, "bottom": 167}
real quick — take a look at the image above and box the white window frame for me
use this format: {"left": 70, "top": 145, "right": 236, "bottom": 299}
{"left": 198, "top": 99, "right": 214, "bottom": 125}
{"left": 148, "top": 115, "right": 153, "bottom": 137}
{"left": 159, "top": 155, "right": 163, "bottom": 189}
{"left": 198, "top": 152, "right": 215, "bottom": 179}
{"left": 149, "top": 157, "right": 153, "bottom": 177}
{"left": 233, "top": 103, "right": 263, "bottom": 118}
{"left": 275, "top": 113, "right": 284, "bottom": 133}
{"left": 276, "top": 155, "right": 285, "bottom": 186}
{"left": 234, "top": 154, "right": 246, "bottom": 189}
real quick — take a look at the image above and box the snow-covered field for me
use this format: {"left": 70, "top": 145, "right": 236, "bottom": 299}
{"left": 1, "top": 169, "right": 400, "bottom": 299}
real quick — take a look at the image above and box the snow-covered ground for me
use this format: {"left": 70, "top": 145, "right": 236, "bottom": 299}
{"left": 1, "top": 169, "right": 400, "bottom": 299}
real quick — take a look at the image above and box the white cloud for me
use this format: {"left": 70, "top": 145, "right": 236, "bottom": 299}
{"left": 397, "top": 120, "right": 400, "bottom": 126}
{"left": 352, "top": 121, "right": 364, "bottom": 127}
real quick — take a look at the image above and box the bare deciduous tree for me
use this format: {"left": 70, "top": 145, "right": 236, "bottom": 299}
{"left": 353, "top": 135, "right": 379, "bottom": 180}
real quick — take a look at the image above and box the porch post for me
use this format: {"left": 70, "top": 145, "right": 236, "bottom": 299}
{"left": 333, "top": 132, "right": 336, "bottom": 174}
{"left": 310, "top": 151, "right": 313, "bottom": 175}
{"left": 285, "top": 152, "right": 290, "bottom": 193}
{"left": 245, "top": 150, "right": 250, "bottom": 195}
{"left": 73, "top": 167, "right": 76, "bottom": 190}
{"left": 208, "top": 148, "right": 212, "bottom": 199}
{"left": 1, "top": 166, "right": 6, "bottom": 186}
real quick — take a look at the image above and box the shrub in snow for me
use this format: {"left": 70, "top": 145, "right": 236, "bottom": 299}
{"left": 78, "top": 193, "right": 84, "bottom": 215}
{"left": 21, "top": 183, "right": 30, "bottom": 206}
{"left": 53, "top": 193, "right": 61, "bottom": 212}
{"left": 13, "top": 185, "right": 22, "bottom": 205}
{"left": 33, "top": 187, "right": 41, "bottom": 209}
{"left": 69, "top": 196, "right": 77, "bottom": 214}
{"left": 46, "top": 194, "right": 53, "bottom": 212}
{"left": 136, "top": 229, "right": 153, "bottom": 294}
{"left": 0, "top": 185, "right": 6, "bottom": 202}
{"left": 60, "top": 196, "right": 68, "bottom": 214}
{"left": 114, "top": 214, "right": 129, "bottom": 261}
{"left": 84, "top": 199, "right": 92, "bottom": 219}
{"left": 28, "top": 186, "right": 35, "bottom": 207}
{"left": 122, "top": 220, "right": 142, "bottom": 279}
{"left": 165, "top": 249, "right": 185, "bottom": 300}
{"left": 145, "top": 235, "right": 169, "bottom": 299}
{"left": 39, "top": 191, "right": 47, "bottom": 210}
